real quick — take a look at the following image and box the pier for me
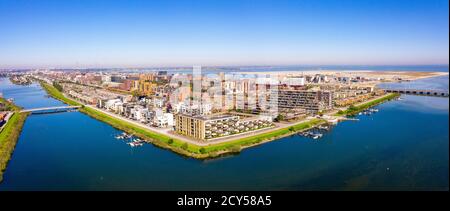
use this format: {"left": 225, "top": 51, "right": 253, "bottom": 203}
{"left": 383, "top": 89, "right": 449, "bottom": 97}
{"left": 20, "top": 106, "right": 82, "bottom": 114}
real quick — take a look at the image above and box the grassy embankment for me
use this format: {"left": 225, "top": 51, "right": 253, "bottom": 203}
{"left": 335, "top": 93, "right": 400, "bottom": 117}
{"left": 0, "top": 98, "right": 28, "bottom": 182}
{"left": 40, "top": 82, "right": 325, "bottom": 158}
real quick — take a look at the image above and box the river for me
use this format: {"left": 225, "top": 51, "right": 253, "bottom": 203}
{"left": 0, "top": 76, "right": 448, "bottom": 190}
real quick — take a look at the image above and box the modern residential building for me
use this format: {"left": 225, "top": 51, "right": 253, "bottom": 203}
{"left": 272, "top": 89, "right": 333, "bottom": 114}
{"left": 175, "top": 113, "right": 273, "bottom": 140}
{"left": 138, "top": 74, "right": 157, "bottom": 96}
{"left": 153, "top": 110, "right": 174, "bottom": 128}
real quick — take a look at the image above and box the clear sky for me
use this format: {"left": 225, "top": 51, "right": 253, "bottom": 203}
{"left": 0, "top": 0, "right": 448, "bottom": 68}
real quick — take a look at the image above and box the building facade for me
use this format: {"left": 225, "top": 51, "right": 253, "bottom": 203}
{"left": 272, "top": 89, "right": 333, "bottom": 114}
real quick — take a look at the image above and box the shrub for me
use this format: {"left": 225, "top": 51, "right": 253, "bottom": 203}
{"left": 181, "top": 143, "right": 188, "bottom": 150}
{"left": 53, "top": 82, "right": 63, "bottom": 92}
{"left": 229, "top": 145, "right": 241, "bottom": 153}
{"left": 199, "top": 147, "right": 206, "bottom": 154}
{"left": 168, "top": 139, "right": 174, "bottom": 145}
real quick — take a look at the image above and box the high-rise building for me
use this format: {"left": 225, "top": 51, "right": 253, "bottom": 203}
{"left": 138, "top": 74, "right": 157, "bottom": 96}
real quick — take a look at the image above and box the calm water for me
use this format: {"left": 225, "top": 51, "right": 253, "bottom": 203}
{"left": 121, "top": 65, "right": 449, "bottom": 74}
{"left": 0, "top": 76, "right": 448, "bottom": 190}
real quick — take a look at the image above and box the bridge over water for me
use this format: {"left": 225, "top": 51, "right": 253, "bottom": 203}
{"left": 20, "top": 106, "right": 82, "bottom": 114}
{"left": 383, "top": 89, "right": 449, "bottom": 97}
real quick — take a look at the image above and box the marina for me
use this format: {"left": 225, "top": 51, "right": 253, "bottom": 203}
{"left": 115, "top": 132, "right": 146, "bottom": 148}
{"left": 358, "top": 108, "right": 380, "bottom": 116}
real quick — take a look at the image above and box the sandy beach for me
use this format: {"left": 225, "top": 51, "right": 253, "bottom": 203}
{"left": 237, "top": 70, "right": 448, "bottom": 82}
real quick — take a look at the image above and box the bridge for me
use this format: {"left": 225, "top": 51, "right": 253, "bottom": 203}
{"left": 383, "top": 89, "right": 449, "bottom": 97}
{"left": 20, "top": 106, "right": 82, "bottom": 114}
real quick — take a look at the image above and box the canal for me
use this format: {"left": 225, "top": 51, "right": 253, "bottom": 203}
{"left": 0, "top": 76, "right": 448, "bottom": 190}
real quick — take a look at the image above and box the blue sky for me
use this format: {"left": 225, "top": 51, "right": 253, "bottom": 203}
{"left": 0, "top": 0, "right": 448, "bottom": 68}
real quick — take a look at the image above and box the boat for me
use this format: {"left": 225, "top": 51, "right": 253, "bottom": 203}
{"left": 127, "top": 138, "right": 145, "bottom": 147}
{"left": 311, "top": 133, "right": 323, "bottom": 139}
{"left": 128, "top": 142, "right": 143, "bottom": 147}
{"left": 119, "top": 132, "right": 133, "bottom": 139}
{"left": 299, "top": 131, "right": 323, "bottom": 139}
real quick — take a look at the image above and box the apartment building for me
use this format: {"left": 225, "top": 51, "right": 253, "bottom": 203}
{"left": 175, "top": 114, "right": 213, "bottom": 140}
{"left": 138, "top": 74, "right": 157, "bottom": 96}
{"left": 272, "top": 89, "right": 333, "bottom": 114}
{"left": 175, "top": 113, "right": 273, "bottom": 140}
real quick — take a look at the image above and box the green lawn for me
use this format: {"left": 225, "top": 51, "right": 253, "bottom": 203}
{"left": 40, "top": 82, "right": 81, "bottom": 106}
{"left": 0, "top": 111, "right": 28, "bottom": 182}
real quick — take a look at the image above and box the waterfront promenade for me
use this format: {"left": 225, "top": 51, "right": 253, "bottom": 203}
{"left": 72, "top": 93, "right": 394, "bottom": 146}
{"left": 83, "top": 102, "right": 315, "bottom": 146}
{"left": 41, "top": 82, "right": 398, "bottom": 158}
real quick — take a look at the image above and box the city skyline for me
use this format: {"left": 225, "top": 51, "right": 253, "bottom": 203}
{"left": 0, "top": 0, "right": 449, "bottom": 68}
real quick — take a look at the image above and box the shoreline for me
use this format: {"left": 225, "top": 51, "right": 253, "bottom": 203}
{"left": 237, "top": 70, "right": 448, "bottom": 82}
{"left": 39, "top": 81, "right": 398, "bottom": 159}
{"left": 335, "top": 93, "right": 400, "bottom": 116}
{"left": 0, "top": 98, "right": 29, "bottom": 182}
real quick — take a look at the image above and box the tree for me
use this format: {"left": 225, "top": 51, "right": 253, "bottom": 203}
{"left": 199, "top": 147, "right": 206, "bottom": 154}
{"left": 229, "top": 145, "right": 241, "bottom": 153}
{"left": 181, "top": 143, "right": 188, "bottom": 150}
{"left": 274, "top": 114, "right": 285, "bottom": 122}
{"left": 348, "top": 105, "right": 357, "bottom": 111}
{"left": 131, "top": 90, "right": 140, "bottom": 97}
{"left": 347, "top": 105, "right": 358, "bottom": 113}
{"left": 168, "top": 139, "right": 174, "bottom": 145}
{"left": 53, "top": 82, "right": 63, "bottom": 92}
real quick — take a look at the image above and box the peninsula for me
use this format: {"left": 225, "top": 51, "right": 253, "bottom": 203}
{"left": 19, "top": 69, "right": 423, "bottom": 158}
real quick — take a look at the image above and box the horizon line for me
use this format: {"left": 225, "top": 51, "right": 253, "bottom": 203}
{"left": 1, "top": 64, "right": 449, "bottom": 71}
